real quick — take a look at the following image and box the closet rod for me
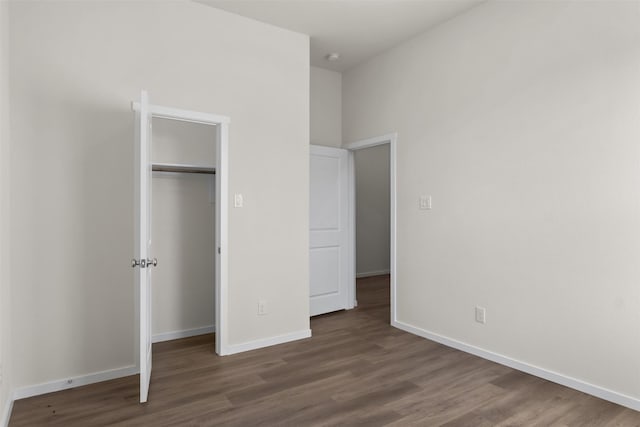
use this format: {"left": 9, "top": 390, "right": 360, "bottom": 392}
{"left": 152, "top": 164, "right": 216, "bottom": 175}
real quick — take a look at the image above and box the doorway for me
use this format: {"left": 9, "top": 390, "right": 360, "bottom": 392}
{"left": 346, "top": 133, "right": 397, "bottom": 324}
{"left": 150, "top": 118, "right": 216, "bottom": 344}
{"left": 353, "top": 144, "right": 390, "bottom": 279}
{"left": 132, "top": 91, "right": 230, "bottom": 402}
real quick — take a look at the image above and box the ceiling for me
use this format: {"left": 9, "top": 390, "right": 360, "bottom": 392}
{"left": 196, "top": 0, "right": 484, "bottom": 73}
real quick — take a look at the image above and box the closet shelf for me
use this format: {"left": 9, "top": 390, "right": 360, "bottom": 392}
{"left": 152, "top": 163, "right": 216, "bottom": 175}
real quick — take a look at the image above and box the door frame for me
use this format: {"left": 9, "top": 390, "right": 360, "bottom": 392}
{"left": 131, "top": 100, "right": 230, "bottom": 356}
{"left": 344, "top": 133, "right": 397, "bottom": 324}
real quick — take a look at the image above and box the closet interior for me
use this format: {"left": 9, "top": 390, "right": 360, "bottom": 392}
{"left": 151, "top": 117, "right": 217, "bottom": 344}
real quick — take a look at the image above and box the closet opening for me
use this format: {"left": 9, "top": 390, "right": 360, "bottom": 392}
{"left": 150, "top": 117, "right": 217, "bottom": 348}
{"left": 133, "top": 91, "right": 229, "bottom": 402}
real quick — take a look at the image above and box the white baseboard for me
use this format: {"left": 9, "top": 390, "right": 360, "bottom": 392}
{"left": 1, "top": 394, "right": 13, "bottom": 427}
{"left": 356, "top": 270, "right": 390, "bottom": 278}
{"left": 392, "top": 320, "right": 640, "bottom": 412}
{"left": 223, "top": 329, "right": 311, "bottom": 356}
{"left": 13, "top": 365, "right": 137, "bottom": 401}
{"left": 152, "top": 325, "right": 215, "bottom": 343}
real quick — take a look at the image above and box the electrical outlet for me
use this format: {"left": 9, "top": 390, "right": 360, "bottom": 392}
{"left": 258, "top": 300, "right": 267, "bottom": 315}
{"left": 475, "top": 306, "right": 486, "bottom": 324}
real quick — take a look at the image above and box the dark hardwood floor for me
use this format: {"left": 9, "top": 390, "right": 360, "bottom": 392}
{"left": 9, "top": 275, "right": 640, "bottom": 426}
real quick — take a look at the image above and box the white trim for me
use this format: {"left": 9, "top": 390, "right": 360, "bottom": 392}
{"left": 215, "top": 122, "right": 229, "bottom": 356}
{"left": 13, "top": 366, "right": 137, "bottom": 401}
{"left": 223, "top": 329, "right": 312, "bottom": 356}
{"left": 389, "top": 136, "right": 397, "bottom": 324}
{"left": 392, "top": 320, "right": 640, "bottom": 412}
{"left": 131, "top": 102, "right": 230, "bottom": 125}
{"left": 1, "top": 395, "right": 13, "bottom": 427}
{"left": 344, "top": 133, "right": 397, "bottom": 151}
{"left": 356, "top": 270, "right": 391, "bottom": 279}
{"left": 152, "top": 325, "right": 215, "bottom": 343}
{"left": 345, "top": 132, "right": 398, "bottom": 324}
{"left": 347, "top": 152, "right": 356, "bottom": 309}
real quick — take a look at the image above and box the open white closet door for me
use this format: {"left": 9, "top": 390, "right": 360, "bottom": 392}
{"left": 133, "top": 90, "right": 155, "bottom": 403}
{"left": 132, "top": 91, "right": 230, "bottom": 390}
{"left": 309, "top": 145, "right": 350, "bottom": 316}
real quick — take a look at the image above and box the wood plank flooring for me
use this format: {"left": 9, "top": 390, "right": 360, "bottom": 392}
{"left": 9, "top": 275, "right": 640, "bottom": 426}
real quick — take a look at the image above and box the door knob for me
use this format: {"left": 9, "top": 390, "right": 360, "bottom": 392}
{"left": 132, "top": 258, "right": 156, "bottom": 268}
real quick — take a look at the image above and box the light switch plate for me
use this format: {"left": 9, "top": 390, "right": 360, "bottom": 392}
{"left": 419, "top": 195, "right": 432, "bottom": 210}
{"left": 234, "top": 193, "right": 243, "bottom": 208}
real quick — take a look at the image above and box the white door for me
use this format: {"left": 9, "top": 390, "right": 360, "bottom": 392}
{"left": 133, "top": 90, "right": 155, "bottom": 403}
{"left": 310, "top": 145, "right": 350, "bottom": 316}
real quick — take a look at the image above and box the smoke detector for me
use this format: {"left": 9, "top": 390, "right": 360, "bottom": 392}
{"left": 325, "top": 53, "right": 341, "bottom": 62}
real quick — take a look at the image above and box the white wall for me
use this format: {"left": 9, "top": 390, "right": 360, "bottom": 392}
{"left": 151, "top": 119, "right": 216, "bottom": 339}
{"left": 354, "top": 144, "right": 390, "bottom": 277}
{"left": 0, "top": 0, "right": 12, "bottom": 421}
{"left": 344, "top": 1, "right": 640, "bottom": 400}
{"left": 310, "top": 66, "right": 342, "bottom": 147}
{"left": 10, "top": 0, "right": 309, "bottom": 392}
{"left": 152, "top": 118, "right": 215, "bottom": 167}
